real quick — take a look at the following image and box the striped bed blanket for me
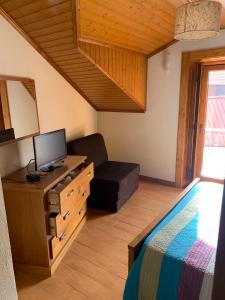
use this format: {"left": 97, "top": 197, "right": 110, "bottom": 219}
{"left": 123, "top": 182, "right": 223, "bottom": 300}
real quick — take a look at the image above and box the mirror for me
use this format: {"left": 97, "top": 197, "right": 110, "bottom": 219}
{"left": 0, "top": 76, "right": 39, "bottom": 145}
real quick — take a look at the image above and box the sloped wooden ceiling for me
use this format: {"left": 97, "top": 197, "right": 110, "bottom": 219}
{"left": 0, "top": 0, "right": 147, "bottom": 112}
{"left": 1, "top": 1, "right": 225, "bottom": 111}
{"left": 78, "top": 0, "right": 225, "bottom": 55}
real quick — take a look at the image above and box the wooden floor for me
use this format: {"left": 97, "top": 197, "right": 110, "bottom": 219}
{"left": 15, "top": 180, "right": 181, "bottom": 300}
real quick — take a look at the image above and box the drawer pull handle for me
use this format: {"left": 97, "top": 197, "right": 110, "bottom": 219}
{"left": 59, "top": 232, "right": 66, "bottom": 242}
{"left": 63, "top": 211, "right": 70, "bottom": 220}
{"left": 82, "top": 190, "right": 86, "bottom": 197}
{"left": 67, "top": 189, "right": 74, "bottom": 197}
{"left": 87, "top": 172, "right": 91, "bottom": 177}
{"left": 79, "top": 208, "right": 84, "bottom": 215}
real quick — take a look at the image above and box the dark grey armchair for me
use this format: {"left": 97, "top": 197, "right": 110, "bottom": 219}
{"left": 67, "top": 133, "right": 140, "bottom": 212}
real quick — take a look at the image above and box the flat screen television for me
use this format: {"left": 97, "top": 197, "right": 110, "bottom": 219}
{"left": 33, "top": 129, "right": 67, "bottom": 171}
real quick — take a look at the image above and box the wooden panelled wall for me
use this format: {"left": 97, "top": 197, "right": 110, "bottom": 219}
{"left": 79, "top": 42, "right": 147, "bottom": 109}
{"left": 0, "top": 0, "right": 147, "bottom": 112}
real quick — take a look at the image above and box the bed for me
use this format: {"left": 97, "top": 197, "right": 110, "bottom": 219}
{"left": 124, "top": 179, "right": 224, "bottom": 300}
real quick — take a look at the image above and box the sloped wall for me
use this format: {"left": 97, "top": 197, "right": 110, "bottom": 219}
{"left": 0, "top": 15, "right": 97, "bottom": 176}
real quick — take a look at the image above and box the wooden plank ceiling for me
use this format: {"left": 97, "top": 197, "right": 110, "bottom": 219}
{"left": 0, "top": 0, "right": 225, "bottom": 111}
{"left": 0, "top": 0, "right": 147, "bottom": 112}
{"left": 78, "top": 0, "right": 225, "bottom": 55}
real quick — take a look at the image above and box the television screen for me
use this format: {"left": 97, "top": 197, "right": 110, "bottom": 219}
{"left": 33, "top": 129, "right": 67, "bottom": 171}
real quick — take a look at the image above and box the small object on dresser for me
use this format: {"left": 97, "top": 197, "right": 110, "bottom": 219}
{"left": 69, "top": 170, "right": 80, "bottom": 179}
{"left": 0, "top": 128, "right": 15, "bottom": 143}
{"left": 26, "top": 174, "right": 40, "bottom": 182}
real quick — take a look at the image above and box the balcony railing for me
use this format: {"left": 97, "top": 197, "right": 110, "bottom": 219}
{"left": 205, "top": 128, "right": 225, "bottom": 147}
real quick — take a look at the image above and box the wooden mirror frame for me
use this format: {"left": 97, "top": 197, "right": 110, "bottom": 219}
{"left": 0, "top": 75, "right": 40, "bottom": 146}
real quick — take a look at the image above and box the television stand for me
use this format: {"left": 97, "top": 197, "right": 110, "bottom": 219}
{"left": 2, "top": 155, "right": 94, "bottom": 276}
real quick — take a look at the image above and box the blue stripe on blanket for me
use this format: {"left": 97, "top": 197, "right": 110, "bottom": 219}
{"left": 156, "top": 214, "right": 199, "bottom": 300}
{"left": 123, "top": 184, "right": 200, "bottom": 300}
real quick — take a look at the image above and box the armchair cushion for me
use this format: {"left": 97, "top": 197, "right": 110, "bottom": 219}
{"left": 67, "top": 133, "right": 108, "bottom": 168}
{"left": 88, "top": 161, "right": 140, "bottom": 212}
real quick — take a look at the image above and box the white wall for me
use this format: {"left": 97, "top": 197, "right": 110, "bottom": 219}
{"left": 0, "top": 15, "right": 97, "bottom": 177}
{"left": 98, "top": 29, "right": 225, "bottom": 182}
{"left": 0, "top": 178, "right": 17, "bottom": 300}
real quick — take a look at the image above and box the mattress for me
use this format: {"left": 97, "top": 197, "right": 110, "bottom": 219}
{"left": 123, "top": 181, "right": 224, "bottom": 300}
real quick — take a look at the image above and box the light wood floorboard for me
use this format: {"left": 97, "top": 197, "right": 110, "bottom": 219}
{"left": 15, "top": 180, "right": 181, "bottom": 300}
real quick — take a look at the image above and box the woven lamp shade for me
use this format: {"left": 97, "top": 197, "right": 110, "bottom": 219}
{"left": 175, "top": 1, "right": 222, "bottom": 40}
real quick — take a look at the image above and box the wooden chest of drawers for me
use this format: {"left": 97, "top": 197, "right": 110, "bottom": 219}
{"left": 2, "top": 156, "right": 93, "bottom": 276}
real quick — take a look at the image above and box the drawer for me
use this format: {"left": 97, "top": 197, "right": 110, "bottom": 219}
{"left": 80, "top": 181, "right": 90, "bottom": 202}
{"left": 49, "top": 191, "right": 88, "bottom": 237}
{"left": 47, "top": 163, "right": 93, "bottom": 214}
{"left": 47, "top": 178, "right": 80, "bottom": 214}
{"left": 50, "top": 202, "right": 87, "bottom": 259}
{"left": 49, "top": 208, "right": 74, "bottom": 238}
{"left": 80, "top": 163, "right": 94, "bottom": 184}
{"left": 60, "top": 179, "right": 80, "bottom": 213}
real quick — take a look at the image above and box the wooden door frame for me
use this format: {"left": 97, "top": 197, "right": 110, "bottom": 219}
{"left": 194, "top": 64, "right": 225, "bottom": 184}
{"left": 176, "top": 47, "right": 225, "bottom": 188}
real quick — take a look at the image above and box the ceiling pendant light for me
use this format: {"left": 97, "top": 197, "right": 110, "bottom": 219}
{"left": 175, "top": 0, "right": 222, "bottom": 40}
